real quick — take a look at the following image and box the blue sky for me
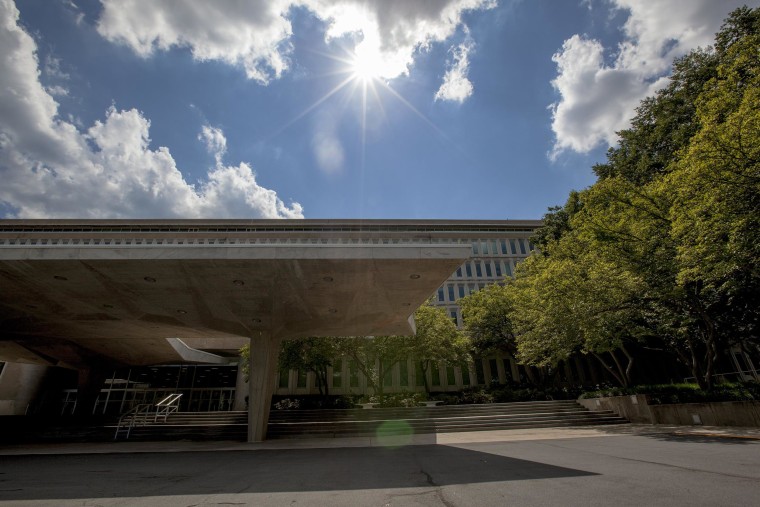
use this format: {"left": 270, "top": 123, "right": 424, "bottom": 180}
{"left": 1, "top": 0, "right": 756, "bottom": 220}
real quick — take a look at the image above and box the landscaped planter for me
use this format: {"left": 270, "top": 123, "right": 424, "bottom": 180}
{"left": 579, "top": 395, "right": 760, "bottom": 426}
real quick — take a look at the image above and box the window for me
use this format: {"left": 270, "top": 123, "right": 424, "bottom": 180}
{"left": 431, "top": 362, "right": 441, "bottom": 386}
{"left": 456, "top": 267, "right": 462, "bottom": 278}
{"left": 446, "top": 366, "right": 456, "bottom": 386}
{"left": 472, "top": 242, "right": 479, "bottom": 255}
{"left": 485, "top": 262, "right": 493, "bottom": 277}
{"left": 489, "top": 359, "right": 500, "bottom": 384}
{"left": 297, "top": 370, "right": 307, "bottom": 388}
{"left": 461, "top": 364, "right": 471, "bottom": 386}
{"left": 510, "top": 239, "right": 518, "bottom": 255}
{"left": 474, "top": 360, "right": 485, "bottom": 385}
{"left": 448, "top": 285, "right": 455, "bottom": 301}
{"left": 495, "top": 262, "right": 502, "bottom": 277}
{"left": 491, "top": 240, "right": 499, "bottom": 255}
{"left": 278, "top": 368, "right": 289, "bottom": 388}
{"left": 465, "top": 263, "right": 473, "bottom": 277}
{"left": 480, "top": 241, "right": 489, "bottom": 255}
{"left": 438, "top": 287, "right": 445, "bottom": 302}
{"left": 332, "top": 359, "right": 342, "bottom": 388}
{"left": 450, "top": 310, "right": 458, "bottom": 325}
{"left": 349, "top": 361, "right": 359, "bottom": 388}
{"left": 382, "top": 360, "right": 394, "bottom": 387}
{"left": 519, "top": 239, "right": 527, "bottom": 255}
{"left": 475, "top": 262, "right": 483, "bottom": 277}
{"left": 416, "top": 361, "right": 426, "bottom": 387}
{"left": 504, "top": 261, "right": 513, "bottom": 276}
{"left": 469, "top": 283, "right": 477, "bottom": 294}
{"left": 500, "top": 240, "right": 508, "bottom": 254}
{"left": 502, "top": 358, "right": 513, "bottom": 383}
{"left": 458, "top": 284, "right": 465, "bottom": 298}
{"left": 399, "top": 361, "right": 409, "bottom": 387}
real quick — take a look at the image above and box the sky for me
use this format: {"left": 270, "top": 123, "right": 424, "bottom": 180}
{"left": 1, "top": 0, "right": 757, "bottom": 220}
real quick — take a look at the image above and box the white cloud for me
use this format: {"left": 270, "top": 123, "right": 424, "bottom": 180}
{"left": 0, "top": 0, "right": 303, "bottom": 219}
{"left": 549, "top": 0, "right": 752, "bottom": 158}
{"left": 435, "top": 35, "right": 475, "bottom": 103}
{"left": 311, "top": 125, "right": 345, "bottom": 175}
{"left": 96, "top": 0, "right": 495, "bottom": 87}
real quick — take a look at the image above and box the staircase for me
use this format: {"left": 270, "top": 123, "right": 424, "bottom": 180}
{"left": 95, "top": 400, "right": 626, "bottom": 441}
{"left": 266, "top": 400, "right": 627, "bottom": 439}
{"left": 110, "top": 411, "right": 248, "bottom": 441}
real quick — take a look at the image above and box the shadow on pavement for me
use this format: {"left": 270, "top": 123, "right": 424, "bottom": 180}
{"left": 0, "top": 444, "right": 596, "bottom": 501}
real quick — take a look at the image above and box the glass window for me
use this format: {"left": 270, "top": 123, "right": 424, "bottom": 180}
{"left": 450, "top": 310, "right": 458, "bottom": 325}
{"left": 495, "top": 262, "right": 502, "bottom": 277}
{"left": 481, "top": 241, "right": 489, "bottom": 255}
{"left": 446, "top": 366, "right": 456, "bottom": 386}
{"left": 415, "top": 361, "right": 426, "bottom": 387}
{"left": 438, "top": 287, "right": 445, "bottom": 302}
{"left": 485, "top": 262, "right": 493, "bottom": 277}
{"left": 502, "top": 358, "right": 513, "bottom": 383}
{"left": 458, "top": 284, "right": 465, "bottom": 298}
{"left": 519, "top": 239, "right": 527, "bottom": 255}
{"left": 465, "top": 263, "right": 473, "bottom": 277}
{"left": 349, "top": 360, "right": 359, "bottom": 388}
{"left": 500, "top": 240, "right": 508, "bottom": 254}
{"left": 528, "top": 241, "right": 535, "bottom": 251}
{"left": 491, "top": 240, "right": 499, "bottom": 255}
{"left": 489, "top": 359, "right": 500, "bottom": 384}
{"left": 468, "top": 283, "right": 477, "bottom": 294}
{"left": 474, "top": 359, "right": 485, "bottom": 385}
{"left": 382, "top": 360, "right": 394, "bottom": 387}
{"left": 475, "top": 262, "right": 483, "bottom": 277}
{"left": 399, "top": 361, "right": 409, "bottom": 387}
{"left": 448, "top": 284, "right": 455, "bottom": 301}
{"left": 472, "top": 242, "right": 479, "bottom": 255}
{"left": 456, "top": 267, "right": 462, "bottom": 278}
{"left": 278, "top": 368, "right": 289, "bottom": 388}
{"left": 510, "top": 239, "right": 518, "bottom": 255}
{"left": 461, "top": 364, "right": 471, "bottom": 386}
{"left": 431, "top": 362, "right": 441, "bottom": 386}
{"left": 504, "top": 261, "right": 513, "bottom": 277}
{"left": 332, "top": 359, "right": 342, "bottom": 388}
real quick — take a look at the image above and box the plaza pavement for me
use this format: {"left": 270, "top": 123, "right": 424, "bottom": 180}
{"left": 1, "top": 424, "right": 759, "bottom": 506}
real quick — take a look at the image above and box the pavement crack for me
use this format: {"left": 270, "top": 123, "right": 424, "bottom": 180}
{"left": 418, "top": 468, "right": 455, "bottom": 507}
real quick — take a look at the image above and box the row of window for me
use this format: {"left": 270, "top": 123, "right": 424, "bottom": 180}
{"left": 471, "top": 238, "right": 533, "bottom": 256}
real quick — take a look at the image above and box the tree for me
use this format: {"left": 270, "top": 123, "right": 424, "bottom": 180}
{"left": 459, "top": 283, "right": 516, "bottom": 355}
{"left": 408, "top": 302, "right": 471, "bottom": 393}
{"left": 278, "top": 337, "right": 340, "bottom": 399}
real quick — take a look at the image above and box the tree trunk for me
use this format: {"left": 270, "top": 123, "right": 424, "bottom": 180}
{"left": 619, "top": 344, "right": 635, "bottom": 386}
{"left": 592, "top": 352, "right": 625, "bottom": 387}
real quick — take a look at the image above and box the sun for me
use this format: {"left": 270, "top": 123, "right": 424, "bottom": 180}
{"left": 350, "top": 49, "right": 383, "bottom": 83}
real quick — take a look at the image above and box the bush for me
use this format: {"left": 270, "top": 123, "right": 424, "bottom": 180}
{"left": 579, "top": 381, "right": 760, "bottom": 404}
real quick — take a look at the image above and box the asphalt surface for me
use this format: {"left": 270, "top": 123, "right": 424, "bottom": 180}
{"left": 1, "top": 425, "right": 759, "bottom": 506}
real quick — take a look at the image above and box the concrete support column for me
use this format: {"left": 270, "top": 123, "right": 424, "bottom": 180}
{"left": 75, "top": 367, "right": 107, "bottom": 416}
{"left": 247, "top": 334, "right": 281, "bottom": 442}
{"left": 233, "top": 360, "right": 248, "bottom": 411}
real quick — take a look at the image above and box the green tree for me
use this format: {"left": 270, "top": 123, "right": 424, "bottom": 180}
{"left": 278, "top": 337, "right": 341, "bottom": 399}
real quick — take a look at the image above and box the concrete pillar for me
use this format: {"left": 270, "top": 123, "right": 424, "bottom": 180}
{"left": 233, "top": 360, "right": 248, "bottom": 411}
{"left": 0, "top": 362, "right": 50, "bottom": 415}
{"left": 247, "top": 334, "right": 280, "bottom": 442}
{"left": 75, "top": 367, "right": 107, "bottom": 416}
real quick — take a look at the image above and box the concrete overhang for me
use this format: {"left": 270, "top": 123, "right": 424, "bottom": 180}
{"left": 0, "top": 238, "right": 470, "bottom": 368}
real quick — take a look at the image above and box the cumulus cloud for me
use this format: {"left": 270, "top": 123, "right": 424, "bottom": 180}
{"left": 0, "top": 0, "right": 303, "bottom": 219}
{"left": 96, "top": 0, "right": 495, "bottom": 89}
{"left": 549, "top": 0, "right": 750, "bottom": 158}
{"left": 435, "top": 35, "right": 475, "bottom": 103}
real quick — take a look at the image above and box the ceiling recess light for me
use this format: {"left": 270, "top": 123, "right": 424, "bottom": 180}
{"left": 144, "top": 276, "right": 156, "bottom": 283}
{"left": 53, "top": 275, "right": 68, "bottom": 281}
{"left": 323, "top": 276, "right": 333, "bottom": 282}
{"left": 252, "top": 318, "right": 262, "bottom": 323}
{"left": 176, "top": 309, "right": 187, "bottom": 314}
{"left": 233, "top": 279, "right": 245, "bottom": 286}
{"left": 409, "top": 274, "right": 420, "bottom": 279}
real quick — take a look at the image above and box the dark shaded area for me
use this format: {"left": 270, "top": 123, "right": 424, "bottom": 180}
{"left": 0, "top": 445, "right": 596, "bottom": 501}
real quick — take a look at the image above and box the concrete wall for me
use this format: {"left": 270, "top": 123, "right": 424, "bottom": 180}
{"left": 0, "top": 362, "right": 49, "bottom": 415}
{"left": 580, "top": 394, "right": 760, "bottom": 427}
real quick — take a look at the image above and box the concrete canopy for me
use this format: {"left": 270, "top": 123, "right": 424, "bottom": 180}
{"left": 0, "top": 221, "right": 471, "bottom": 370}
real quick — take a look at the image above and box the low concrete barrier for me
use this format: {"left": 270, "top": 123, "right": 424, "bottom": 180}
{"left": 578, "top": 395, "right": 760, "bottom": 426}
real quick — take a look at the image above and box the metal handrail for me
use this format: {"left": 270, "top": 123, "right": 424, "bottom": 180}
{"left": 114, "top": 403, "right": 151, "bottom": 440}
{"left": 154, "top": 393, "right": 183, "bottom": 422}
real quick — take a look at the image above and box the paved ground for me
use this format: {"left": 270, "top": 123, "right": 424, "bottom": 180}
{"left": 1, "top": 425, "right": 759, "bottom": 506}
